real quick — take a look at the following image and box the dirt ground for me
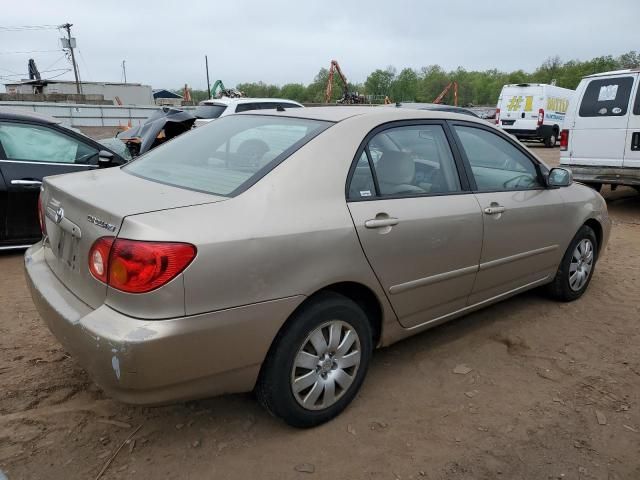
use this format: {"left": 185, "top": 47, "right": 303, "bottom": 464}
{"left": 1, "top": 147, "right": 639, "bottom": 480}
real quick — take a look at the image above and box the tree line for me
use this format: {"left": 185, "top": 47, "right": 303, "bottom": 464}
{"left": 181, "top": 51, "right": 639, "bottom": 106}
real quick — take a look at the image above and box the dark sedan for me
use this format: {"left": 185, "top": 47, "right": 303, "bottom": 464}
{"left": 0, "top": 109, "right": 127, "bottom": 249}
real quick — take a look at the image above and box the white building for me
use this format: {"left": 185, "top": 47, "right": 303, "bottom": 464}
{"left": 4, "top": 80, "right": 154, "bottom": 105}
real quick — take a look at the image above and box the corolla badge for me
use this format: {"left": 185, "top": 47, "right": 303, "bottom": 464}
{"left": 54, "top": 207, "right": 64, "bottom": 224}
{"left": 87, "top": 215, "right": 117, "bottom": 232}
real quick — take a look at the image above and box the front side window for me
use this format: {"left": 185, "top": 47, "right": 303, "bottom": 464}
{"left": 125, "top": 114, "right": 330, "bottom": 196}
{"left": 453, "top": 125, "right": 541, "bottom": 191}
{"left": 0, "top": 122, "right": 98, "bottom": 164}
{"left": 579, "top": 77, "right": 634, "bottom": 117}
{"left": 364, "top": 124, "right": 461, "bottom": 197}
{"left": 634, "top": 82, "right": 640, "bottom": 116}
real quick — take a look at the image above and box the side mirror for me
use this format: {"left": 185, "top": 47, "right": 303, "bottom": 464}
{"left": 97, "top": 150, "right": 114, "bottom": 168}
{"left": 548, "top": 167, "right": 573, "bottom": 188}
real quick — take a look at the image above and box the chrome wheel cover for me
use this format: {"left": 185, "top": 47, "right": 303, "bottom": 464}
{"left": 291, "top": 320, "right": 361, "bottom": 411}
{"left": 569, "top": 238, "right": 594, "bottom": 291}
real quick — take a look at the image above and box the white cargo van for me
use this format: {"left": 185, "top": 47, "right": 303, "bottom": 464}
{"left": 496, "top": 83, "right": 574, "bottom": 147}
{"left": 560, "top": 69, "right": 640, "bottom": 191}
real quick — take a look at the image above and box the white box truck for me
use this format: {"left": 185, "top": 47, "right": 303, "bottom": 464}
{"left": 496, "top": 83, "right": 574, "bottom": 147}
{"left": 559, "top": 69, "right": 640, "bottom": 192}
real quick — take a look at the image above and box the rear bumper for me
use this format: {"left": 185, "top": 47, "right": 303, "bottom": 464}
{"left": 24, "top": 243, "right": 304, "bottom": 404}
{"left": 564, "top": 165, "right": 640, "bottom": 186}
{"left": 503, "top": 125, "right": 554, "bottom": 140}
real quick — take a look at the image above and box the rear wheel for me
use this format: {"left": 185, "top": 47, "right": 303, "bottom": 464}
{"left": 256, "top": 292, "right": 373, "bottom": 428}
{"left": 547, "top": 225, "right": 598, "bottom": 302}
{"left": 544, "top": 130, "right": 558, "bottom": 148}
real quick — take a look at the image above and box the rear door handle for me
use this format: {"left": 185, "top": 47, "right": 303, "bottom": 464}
{"left": 484, "top": 205, "right": 506, "bottom": 215}
{"left": 11, "top": 179, "right": 42, "bottom": 186}
{"left": 631, "top": 132, "right": 640, "bottom": 151}
{"left": 365, "top": 217, "right": 399, "bottom": 229}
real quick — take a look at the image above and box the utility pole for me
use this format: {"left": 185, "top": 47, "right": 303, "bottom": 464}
{"left": 205, "top": 55, "right": 211, "bottom": 99}
{"left": 60, "top": 23, "right": 81, "bottom": 94}
{"left": 122, "top": 60, "right": 127, "bottom": 83}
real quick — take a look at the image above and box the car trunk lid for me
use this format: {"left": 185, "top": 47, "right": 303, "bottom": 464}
{"left": 41, "top": 167, "right": 225, "bottom": 309}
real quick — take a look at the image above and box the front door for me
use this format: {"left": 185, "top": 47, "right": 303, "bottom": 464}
{"left": 0, "top": 121, "right": 98, "bottom": 243}
{"left": 623, "top": 74, "right": 640, "bottom": 168}
{"left": 450, "top": 123, "right": 566, "bottom": 304}
{"left": 347, "top": 123, "right": 483, "bottom": 328}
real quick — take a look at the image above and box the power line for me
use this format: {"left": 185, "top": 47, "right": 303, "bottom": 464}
{"left": 0, "top": 25, "right": 59, "bottom": 32}
{"left": 0, "top": 49, "right": 61, "bottom": 55}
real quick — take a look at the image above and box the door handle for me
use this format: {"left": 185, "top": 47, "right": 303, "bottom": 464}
{"left": 365, "top": 217, "right": 399, "bottom": 229}
{"left": 631, "top": 132, "right": 640, "bottom": 151}
{"left": 11, "top": 179, "right": 42, "bottom": 186}
{"left": 484, "top": 205, "right": 506, "bottom": 215}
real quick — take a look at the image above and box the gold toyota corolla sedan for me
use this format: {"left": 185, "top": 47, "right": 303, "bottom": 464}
{"left": 25, "top": 107, "right": 610, "bottom": 427}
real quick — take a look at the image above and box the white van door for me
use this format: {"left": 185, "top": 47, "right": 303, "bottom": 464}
{"left": 570, "top": 74, "right": 637, "bottom": 167}
{"left": 623, "top": 75, "right": 640, "bottom": 168}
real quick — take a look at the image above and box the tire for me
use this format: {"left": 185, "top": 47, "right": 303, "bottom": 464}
{"left": 582, "top": 182, "right": 603, "bottom": 193}
{"left": 547, "top": 225, "right": 598, "bottom": 302}
{"left": 255, "top": 292, "right": 373, "bottom": 428}
{"left": 544, "top": 131, "right": 558, "bottom": 148}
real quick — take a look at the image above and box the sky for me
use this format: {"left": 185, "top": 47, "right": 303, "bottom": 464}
{"left": 1, "top": 0, "right": 638, "bottom": 90}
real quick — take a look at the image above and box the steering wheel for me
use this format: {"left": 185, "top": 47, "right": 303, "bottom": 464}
{"left": 503, "top": 174, "right": 533, "bottom": 189}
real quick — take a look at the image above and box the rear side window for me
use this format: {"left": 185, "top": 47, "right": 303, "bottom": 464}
{"left": 194, "top": 104, "right": 227, "bottom": 119}
{"left": 634, "top": 84, "right": 640, "bottom": 116}
{"left": 125, "top": 115, "right": 330, "bottom": 196}
{"left": 349, "top": 124, "right": 461, "bottom": 199}
{"left": 235, "top": 103, "right": 258, "bottom": 113}
{"left": 579, "top": 77, "right": 634, "bottom": 117}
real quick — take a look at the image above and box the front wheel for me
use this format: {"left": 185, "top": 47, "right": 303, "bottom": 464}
{"left": 547, "top": 225, "right": 598, "bottom": 301}
{"left": 256, "top": 292, "right": 373, "bottom": 428}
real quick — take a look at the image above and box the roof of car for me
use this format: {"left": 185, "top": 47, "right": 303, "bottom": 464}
{"left": 0, "top": 107, "right": 61, "bottom": 125}
{"left": 585, "top": 68, "right": 640, "bottom": 78}
{"left": 199, "top": 97, "right": 303, "bottom": 106}
{"left": 389, "top": 102, "right": 479, "bottom": 117}
{"left": 241, "top": 105, "right": 488, "bottom": 123}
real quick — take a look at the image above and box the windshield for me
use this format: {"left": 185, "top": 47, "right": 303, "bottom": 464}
{"left": 194, "top": 104, "right": 227, "bottom": 119}
{"left": 124, "top": 115, "right": 331, "bottom": 196}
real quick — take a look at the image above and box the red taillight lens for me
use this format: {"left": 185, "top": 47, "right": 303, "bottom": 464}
{"left": 88, "top": 237, "right": 115, "bottom": 283}
{"left": 88, "top": 238, "right": 196, "bottom": 293}
{"left": 537, "top": 108, "right": 544, "bottom": 126}
{"left": 560, "top": 129, "right": 569, "bottom": 151}
{"left": 495, "top": 108, "right": 500, "bottom": 125}
{"left": 38, "top": 191, "right": 46, "bottom": 236}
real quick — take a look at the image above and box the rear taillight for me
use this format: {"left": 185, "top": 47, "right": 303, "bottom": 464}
{"left": 560, "top": 129, "right": 569, "bottom": 151}
{"left": 38, "top": 191, "right": 46, "bottom": 236}
{"left": 88, "top": 237, "right": 196, "bottom": 293}
{"left": 495, "top": 108, "right": 500, "bottom": 125}
{"left": 537, "top": 108, "right": 544, "bottom": 126}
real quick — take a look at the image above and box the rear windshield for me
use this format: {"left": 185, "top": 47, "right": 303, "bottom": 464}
{"left": 194, "top": 104, "right": 227, "bottom": 119}
{"left": 579, "top": 77, "right": 634, "bottom": 117}
{"left": 124, "top": 115, "right": 331, "bottom": 196}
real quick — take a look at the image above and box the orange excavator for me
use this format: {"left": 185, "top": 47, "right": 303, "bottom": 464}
{"left": 325, "top": 60, "right": 366, "bottom": 104}
{"left": 433, "top": 81, "right": 458, "bottom": 106}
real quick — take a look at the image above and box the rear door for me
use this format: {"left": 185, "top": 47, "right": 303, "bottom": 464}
{"left": 569, "top": 74, "right": 637, "bottom": 167}
{"left": 623, "top": 74, "right": 640, "bottom": 168}
{"left": 0, "top": 121, "right": 98, "bottom": 243}
{"left": 450, "top": 122, "right": 566, "bottom": 304}
{"left": 347, "top": 121, "right": 483, "bottom": 328}
{"left": 499, "top": 85, "right": 542, "bottom": 131}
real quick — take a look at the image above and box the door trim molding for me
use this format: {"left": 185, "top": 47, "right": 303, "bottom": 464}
{"left": 389, "top": 264, "right": 478, "bottom": 295}
{"left": 479, "top": 245, "right": 559, "bottom": 271}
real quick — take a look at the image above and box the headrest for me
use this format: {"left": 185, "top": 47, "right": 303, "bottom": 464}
{"left": 376, "top": 151, "right": 415, "bottom": 185}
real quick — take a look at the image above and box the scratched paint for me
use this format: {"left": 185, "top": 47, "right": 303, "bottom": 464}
{"left": 111, "top": 355, "right": 121, "bottom": 380}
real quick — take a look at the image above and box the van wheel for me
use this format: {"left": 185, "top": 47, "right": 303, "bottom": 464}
{"left": 255, "top": 292, "right": 373, "bottom": 428}
{"left": 547, "top": 225, "right": 598, "bottom": 302}
{"left": 544, "top": 132, "right": 557, "bottom": 148}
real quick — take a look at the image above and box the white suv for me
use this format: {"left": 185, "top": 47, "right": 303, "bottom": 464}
{"left": 193, "top": 98, "right": 304, "bottom": 128}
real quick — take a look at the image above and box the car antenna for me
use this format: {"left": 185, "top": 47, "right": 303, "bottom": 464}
{"left": 276, "top": 104, "right": 286, "bottom": 112}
